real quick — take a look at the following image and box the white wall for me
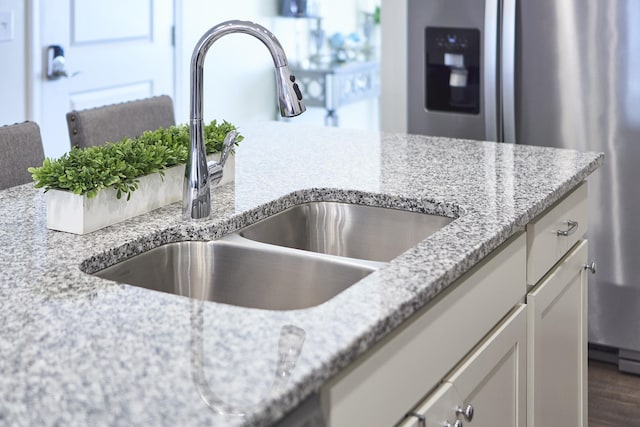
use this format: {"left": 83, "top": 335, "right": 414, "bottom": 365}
{"left": 176, "top": 0, "right": 380, "bottom": 131}
{"left": 0, "top": 0, "right": 26, "bottom": 125}
{"left": 0, "top": 0, "right": 381, "bottom": 133}
{"left": 174, "top": 1, "right": 280, "bottom": 127}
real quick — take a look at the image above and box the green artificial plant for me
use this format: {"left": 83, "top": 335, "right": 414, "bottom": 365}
{"left": 29, "top": 120, "right": 243, "bottom": 200}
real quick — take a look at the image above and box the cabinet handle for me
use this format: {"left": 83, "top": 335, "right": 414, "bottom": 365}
{"left": 444, "top": 420, "right": 463, "bottom": 427}
{"left": 405, "top": 412, "right": 426, "bottom": 427}
{"left": 584, "top": 261, "right": 597, "bottom": 274}
{"left": 556, "top": 220, "right": 578, "bottom": 236}
{"left": 456, "top": 404, "right": 474, "bottom": 421}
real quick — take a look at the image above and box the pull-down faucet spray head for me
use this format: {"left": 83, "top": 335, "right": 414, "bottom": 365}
{"left": 184, "top": 20, "right": 305, "bottom": 221}
{"left": 275, "top": 65, "right": 306, "bottom": 118}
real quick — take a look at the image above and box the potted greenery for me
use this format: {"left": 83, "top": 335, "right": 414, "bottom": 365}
{"left": 29, "top": 120, "right": 242, "bottom": 235}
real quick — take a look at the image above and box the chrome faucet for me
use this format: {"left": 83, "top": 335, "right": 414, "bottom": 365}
{"left": 183, "top": 20, "right": 306, "bottom": 221}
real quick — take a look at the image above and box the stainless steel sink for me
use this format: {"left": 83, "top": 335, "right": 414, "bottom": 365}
{"left": 93, "top": 201, "right": 453, "bottom": 310}
{"left": 93, "top": 237, "right": 376, "bottom": 310}
{"left": 239, "top": 201, "right": 454, "bottom": 262}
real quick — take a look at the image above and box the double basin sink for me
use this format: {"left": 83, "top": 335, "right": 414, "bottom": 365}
{"left": 94, "top": 201, "right": 453, "bottom": 310}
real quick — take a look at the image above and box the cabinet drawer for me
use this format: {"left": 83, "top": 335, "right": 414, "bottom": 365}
{"left": 526, "top": 182, "right": 588, "bottom": 286}
{"left": 320, "top": 233, "right": 526, "bottom": 427}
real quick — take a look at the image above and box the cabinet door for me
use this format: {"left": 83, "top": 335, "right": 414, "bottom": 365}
{"left": 527, "top": 240, "right": 588, "bottom": 427}
{"left": 399, "top": 304, "right": 527, "bottom": 427}
{"left": 446, "top": 304, "right": 527, "bottom": 427}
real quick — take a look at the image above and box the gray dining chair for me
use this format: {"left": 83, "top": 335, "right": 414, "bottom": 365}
{"left": 66, "top": 95, "right": 176, "bottom": 149}
{"left": 0, "top": 121, "right": 45, "bottom": 190}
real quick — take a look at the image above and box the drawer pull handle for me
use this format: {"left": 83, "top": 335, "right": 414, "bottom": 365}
{"left": 556, "top": 220, "right": 578, "bottom": 236}
{"left": 444, "top": 421, "right": 463, "bottom": 427}
{"left": 584, "top": 261, "right": 597, "bottom": 274}
{"left": 456, "top": 404, "right": 474, "bottom": 421}
{"left": 405, "top": 412, "right": 426, "bottom": 427}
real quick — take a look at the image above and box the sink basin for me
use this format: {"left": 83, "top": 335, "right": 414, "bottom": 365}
{"left": 239, "top": 201, "right": 454, "bottom": 262}
{"left": 93, "top": 238, "right": 376, "bottom": 310}
{"left": 92, "top": 201, "right": 453, "bottom": 310}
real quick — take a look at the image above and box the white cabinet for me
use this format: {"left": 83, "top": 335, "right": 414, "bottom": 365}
{"left": 319, "top": 234, "right": 526, "bottom": 426}
{"left": 527, "top": 240, "right": 588, "bottom": 427}
{"left": 400, "top": 304, "right": 527, "bottom": 427}
{"left": 525, "top": 181, "right": 589, "bottom": 427}
{"left": 319, "top": 182, "right": 590, "bottom": 427}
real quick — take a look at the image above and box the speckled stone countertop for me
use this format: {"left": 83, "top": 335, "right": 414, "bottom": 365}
{"left": 0, "top": 122, "right": 602, "bottom": 426}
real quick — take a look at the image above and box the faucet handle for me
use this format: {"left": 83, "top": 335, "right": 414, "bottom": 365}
{"left": 219, "top": 130, "right": 237, "bottom": 167}
{"left": 207, "top": 130, "right": 237, "bottom": 185}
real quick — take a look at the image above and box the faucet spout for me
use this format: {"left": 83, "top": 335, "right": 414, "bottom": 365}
{"left": 184, "top": 20, "right": 305, "bottom": 221}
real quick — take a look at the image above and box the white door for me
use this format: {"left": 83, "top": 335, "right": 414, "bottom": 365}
{"left": 32, "top": 0, "right": 174, "bottom": 159}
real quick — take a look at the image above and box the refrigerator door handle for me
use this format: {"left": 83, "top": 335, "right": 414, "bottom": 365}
{"left": 501, "top": 0, "right": 517, "bottom": 143}
{"left": 484, "top": 0, "right": 500, "bottom": 141}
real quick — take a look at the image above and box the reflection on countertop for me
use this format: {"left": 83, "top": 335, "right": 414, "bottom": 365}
{"left": 190, "top": 298, "right": 306, "bottom": 417}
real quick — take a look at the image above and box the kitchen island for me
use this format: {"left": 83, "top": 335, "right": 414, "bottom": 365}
{"left": 0, "top": 122, "right": 602, "bottom": 426}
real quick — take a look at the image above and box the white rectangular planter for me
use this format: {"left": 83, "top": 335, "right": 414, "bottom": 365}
{"left": 46, "top": 154, "right": 234, "bottom": 235}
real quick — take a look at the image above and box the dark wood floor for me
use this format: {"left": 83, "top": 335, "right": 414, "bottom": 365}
{"left": 589, "top": 359, "right": 640, "bottom": 426}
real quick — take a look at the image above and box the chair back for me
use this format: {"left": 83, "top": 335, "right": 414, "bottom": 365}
{"left": 66, "top": 95, "right": 176, "bottom": 149}
{"left": 0, "top": 121, "right": 45, "bottom": 190}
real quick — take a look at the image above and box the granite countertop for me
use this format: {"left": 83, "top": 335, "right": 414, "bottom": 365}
{"left": 0, "top": 122, "right": 602, "bottom": 426}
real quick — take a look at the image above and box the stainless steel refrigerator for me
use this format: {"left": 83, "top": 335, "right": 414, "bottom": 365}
{"left": 407, "top": 0, "right": 640, "bottom": 374}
